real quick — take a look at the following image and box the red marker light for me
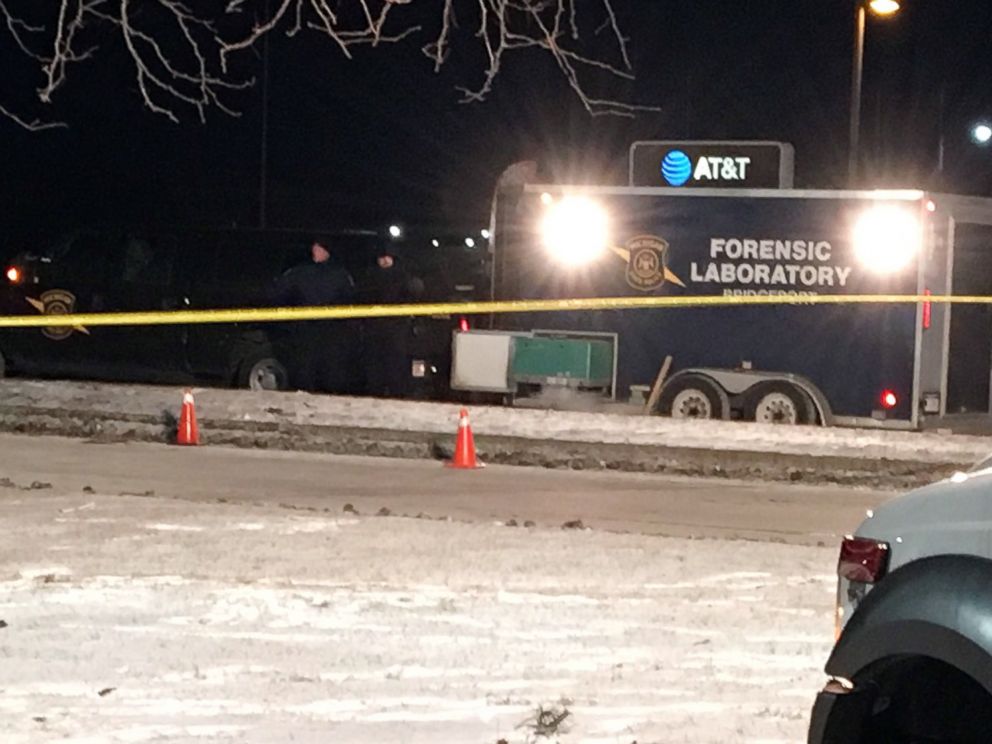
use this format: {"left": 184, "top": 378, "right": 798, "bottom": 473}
{"left": 458, "top": 317, "right": 470, "bottom": 332}
{"left": 5, "top": 266, "right": 20, "bottom": 283}
{"left": 923, "top": 288, "right": 932, "bottom": 330}
{"left": 838, "top": 536, "right": 890, "bottom": 584}
{"left": 881, "top": 390, "right": 898, "bottom": 409}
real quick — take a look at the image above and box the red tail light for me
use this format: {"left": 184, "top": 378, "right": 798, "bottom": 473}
{"left": 838, "top": 536, "right": 890, "bottom": 583}
{"left": 880, "top": 389, "right": 898, "bottom": 409}
{"left": 458, "top": 316, "right": 470, "bottom": 332}
{"left": 922, "top": 289, "right": 932, "bottom": 330}
{"left": 5, "top": 266, "right": 20, "bottom": 283}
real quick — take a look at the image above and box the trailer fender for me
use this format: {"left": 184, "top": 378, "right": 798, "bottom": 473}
{"left": 827, "top": 555, "right": 992, "bottom": 694}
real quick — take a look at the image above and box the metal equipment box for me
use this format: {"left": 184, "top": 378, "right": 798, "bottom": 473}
{"left": 510, "top": 336, "right": 614, "bottom": 389}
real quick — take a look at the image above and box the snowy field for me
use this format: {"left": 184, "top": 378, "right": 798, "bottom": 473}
{"left": 0, "top": 491, "right": 837, "bottom": 743}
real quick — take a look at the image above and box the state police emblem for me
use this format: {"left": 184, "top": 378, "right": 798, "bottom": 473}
{"left": 625, "top": 235, "right": 669, "bottom": 291}
{"left": 26, "top": 289, "right": 85, "bottom": 340}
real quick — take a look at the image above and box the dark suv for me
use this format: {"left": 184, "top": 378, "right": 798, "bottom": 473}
{"left": 808, "top": 464, "right": 992, "bottom": 743}
{"left": 0, "top": 226, "right": 474, "bottom": 397}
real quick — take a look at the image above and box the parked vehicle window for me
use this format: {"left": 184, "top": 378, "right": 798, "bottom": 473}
{"left": 121, "top": 234, "right": 175, "bottom": 287}
{"left": 54, "top": 232, "right": 115, "bottom": 285}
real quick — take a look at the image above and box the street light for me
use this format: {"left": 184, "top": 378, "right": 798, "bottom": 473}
{"left": 869, "top": 0, "right": 900, "bottom": 15}
{"left": 972, "top": 123, "right": 992, "bottom": 146}
{"left": 849, "top": 0, "right": 902, "bottom": 185}
{"left": 934, "top": 120, "right": 991, "bottom": 189}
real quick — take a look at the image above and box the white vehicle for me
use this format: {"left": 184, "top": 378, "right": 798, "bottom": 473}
{"left": 808, "top": 463, "right": 992, "bottom": 742}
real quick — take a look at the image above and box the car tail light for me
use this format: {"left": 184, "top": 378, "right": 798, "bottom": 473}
{"left": 922, "top": 288, "right": 932, "bottom": 330}
{"left": 838, "top": 536, "right": 890, "bottom": 584}
{"left": 458, "top": 316, "right": 470, "bottom": 332}
{"left": 880, "top": 389, "right": 898, "bottom": 409}
{"left": 5, "top": 266, "right": 20, "bottom": 283}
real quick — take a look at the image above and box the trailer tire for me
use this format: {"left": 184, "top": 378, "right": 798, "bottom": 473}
{"left": 0, "top": 348, "right": 5, "bottom": 379}
{"left": 744, "top": 381, "right": 817, "bottom": 425}
{"left": 657, "top": 374, "right": 728, "bottom": 420}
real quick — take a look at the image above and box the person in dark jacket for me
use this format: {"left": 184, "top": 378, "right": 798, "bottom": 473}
{"left": 270, "top": 239, "right": 358, "bottom": 392}
{"left": 363, "top": 244, "right": 421, "bottom": 397}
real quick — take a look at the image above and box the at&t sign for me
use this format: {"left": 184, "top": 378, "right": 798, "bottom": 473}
{"left": 631, "top": 141, "right": 794, "bottom": 189}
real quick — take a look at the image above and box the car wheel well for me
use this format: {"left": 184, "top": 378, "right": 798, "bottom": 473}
{"left": 853, "top": 655, "right": 992, "bottom": 743}
{"left": 229, "top": 339, "right": 289, "bottom": 391}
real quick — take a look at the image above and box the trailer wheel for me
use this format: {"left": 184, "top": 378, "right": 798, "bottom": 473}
{"left": 657, "top": 375, "right": 727, "bottom": 420}
{"left": 0, "top": 348, "right": 5, "bottom": 378}
{"left": 745, "top": 381, "right": 816, "bottom": 425}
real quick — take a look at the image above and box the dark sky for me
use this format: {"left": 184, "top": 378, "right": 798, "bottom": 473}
{"left": 3, "top": 1, "right": 992, "bottom": 233}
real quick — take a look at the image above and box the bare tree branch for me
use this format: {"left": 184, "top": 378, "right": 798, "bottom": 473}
{"left": 38, "top": 0, "right": 99, "bottom": 104}
{"left": 0, "top": 102, "right": 67, "bottom": 130}
{"left": 220, "top": 0, "right": 294, "bottom": 70}
{"left": 452, "top": 0, "right": 656, "bottom": 118}
{"left": 0, "top": 0, "right": 48, "bottom": 59}
{"left": 0, "top": 0, "right": 654, "bottom": 130}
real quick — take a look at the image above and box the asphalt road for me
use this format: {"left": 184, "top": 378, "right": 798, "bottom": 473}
{"left": 0, "top": 433, "right": 895, "bottom": 544}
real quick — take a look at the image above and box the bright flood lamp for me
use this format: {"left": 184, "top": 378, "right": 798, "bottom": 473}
{"left": 852, "top": 205, "right": 922, "bottom": 273}
{"left": 539, "top": 196, "right": 610, "bottom": 266}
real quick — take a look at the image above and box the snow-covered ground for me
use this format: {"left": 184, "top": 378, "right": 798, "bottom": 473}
{"left": 1, "top": 378, "right": 989, "bottom": 466}
{"left": 0, "top": 490, "right": 837, "bottom": 743}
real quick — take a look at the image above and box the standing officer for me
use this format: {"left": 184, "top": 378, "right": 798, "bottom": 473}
{"left": 363, "top": 244, "right": 422, "bottom": 397}
{"left": 271, "top": 238, "right": 357, "bottom": 392}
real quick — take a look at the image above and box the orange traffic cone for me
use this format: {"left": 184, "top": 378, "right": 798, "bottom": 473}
{"left": 445, "top": 408, "right": 483, "bottom": 469}
{"left": 176, "top": 389, "right": 200, "bottom": 446}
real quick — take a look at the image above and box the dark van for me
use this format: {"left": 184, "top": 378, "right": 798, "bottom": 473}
{"left": 0, "top": 226, "right": 473, "bottom": 398}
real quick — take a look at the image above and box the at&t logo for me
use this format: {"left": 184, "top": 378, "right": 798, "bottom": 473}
{"left": 661, "top": 150, "right": 752, "bottom": 187}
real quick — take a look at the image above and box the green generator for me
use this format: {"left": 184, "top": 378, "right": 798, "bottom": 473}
{"left": 510, "top": 335, "right": 615, "bottom": 391}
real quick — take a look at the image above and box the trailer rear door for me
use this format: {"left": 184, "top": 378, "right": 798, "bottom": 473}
{"left": 947, "top": 223, "right": 992, "bottom": 413}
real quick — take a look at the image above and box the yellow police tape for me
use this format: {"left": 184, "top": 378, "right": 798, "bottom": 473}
{"left": 0, "top": 293, "right": 985, "bottom": 328}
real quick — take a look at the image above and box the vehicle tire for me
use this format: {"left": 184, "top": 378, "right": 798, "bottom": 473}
{"left": 234, "top": 349, "right": 290, "bottom": 391}
{"left": 0, "top": 348, "right": 5, "bottom": 378}
{"left": 657, "top": 374, "right": 728, "bottom": 420}
{"left": 744, "top": 381, "right": 817, "bottom": 425}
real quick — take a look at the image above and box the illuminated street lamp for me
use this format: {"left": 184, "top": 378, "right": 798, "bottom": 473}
{"left": 869, "top": 0, "right": 900, "bottom": 15}
{"left": 972, "top": 123, "right": 992, "bottom": 146}
{"left": 849, "top": 0, "right": 902, "bottom": 185}
{"left": 935, "top": 120, "right": 991, "bottom": 188}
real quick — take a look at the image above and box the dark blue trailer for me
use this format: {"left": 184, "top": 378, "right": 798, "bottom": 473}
{"left": 453, "top": 178, "right": 992, "bottom": 429}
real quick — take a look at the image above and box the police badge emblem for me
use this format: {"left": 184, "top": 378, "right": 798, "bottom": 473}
{"left": 39, "top": 289, "right": 77, "bottom": 340}
{"left": 26, "top": 289, "right": 85, "bottom": 340}
{"left": 625, "top": 235, "right": 669, "bottom": 291}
